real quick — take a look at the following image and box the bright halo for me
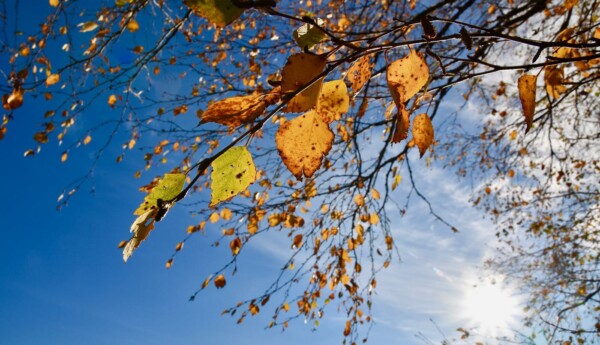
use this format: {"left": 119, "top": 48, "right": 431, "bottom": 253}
{"left": 460, "top": 275, "right": 522, "bottom": 338}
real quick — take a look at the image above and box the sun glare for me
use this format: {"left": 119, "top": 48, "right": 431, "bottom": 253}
{"left": 460, "top": 276, "right": 522, "bottom": 338}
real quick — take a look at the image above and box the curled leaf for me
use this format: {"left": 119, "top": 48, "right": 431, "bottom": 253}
{"left": 517, "top": 74, "right": 537, "bottom": 132}
{"left": 123, "top": 209, "right": 157, "bottom": 262}
{"left": 201, "top": 95, "right": 266, "bottom": 128}
{"left": 412, "top": 113, "right": 434, "bottom": 157}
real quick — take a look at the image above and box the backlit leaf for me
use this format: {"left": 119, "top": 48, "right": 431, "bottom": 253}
{"left": 184, "top": 0, "right": 243, "bottom": 27}
{"left": 276, "top": 110, "right": 334, "bottom": 180}
{"left": 387, "top": 50, "right": 429, "bottom": 106}
{"left": 316, "top": 80, "right": 349, "bottom": 124}
{"left": 230, "top": 237, "right": 242, "bottom": 255}
{"left": 3, "top": 89, "right": 24, "bottom": 110}
{"left": 345, "top": 55, "right": 373, "bottom": 93}
{"left": 281, "top": 53, "right": 327, "bottom": 113}
{"left": 293, "top": 18, "right": 326, "bottom": 50}
{"left": 123, "top": 209, "right": 157, "bottom": 262}
{"left": 412, "top": 113, "right": 434, "bottom": 157}
{"left": 210, "top": 146, "right": 257, "bottom": 207}
{"left": 49, "top": 0, "right": 59, "bottom": 6}
{"left": 133, "top": 173, "right": 186, "bottom": 215}
{"left": 201, "top": 95, "right": 266, "bottom": 128}
{"left": 517, "top": 74, "right": 537, "bottom": 133}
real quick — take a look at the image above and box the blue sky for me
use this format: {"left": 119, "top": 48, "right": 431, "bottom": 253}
{"left": 0, "top": 2, "right": 529, "bottom": 345}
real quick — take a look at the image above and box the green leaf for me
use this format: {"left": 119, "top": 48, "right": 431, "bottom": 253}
{"left": 210, "top": 146, "right": 256, "bottom": 207}
{"left": 134, "top": 173, "right": 185, "bottom": 215}
{"left": 293, "top": 18, "right": 326, "bottom": 50}
{"left": 183, "top": 0, "right": 244, "bottom": 27}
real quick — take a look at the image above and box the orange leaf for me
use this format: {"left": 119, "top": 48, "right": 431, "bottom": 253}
{"left": 230, "top": 237, "right": 242, "bottom": 255}
{"left": 276, "top": 110, "right": 334, "bottom": 180}
{"left": 345, "top": 55, "right": 373, "bottom": 93}
{"left": 412, "top": 113, "right": 434, "bottom": 157}
{"left": 281, "top": 53, "right": 327, "bottom": 113}
{"left": 517, "top": 74, "right": 537, "bottom": 133}
{"left": 316, "top": 80, "right": 349, "bottom": 124}
{"left": 214, "top": 274, "right": 226, "bottom": 288}
{"left": 201, "top": 95, "right": 266, "bottom": 128}
{"left": 392, "top": 104, "right": 410, "bottom": 143}
{"left": 46, "top": 74, "right": 60, "bottom": 87}
{"left": 387, "top": 50, "right": 429, "bottom": 107}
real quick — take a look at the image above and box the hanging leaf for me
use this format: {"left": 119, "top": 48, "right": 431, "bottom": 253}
{"left": 412, "top": 113, "right": 434, "bottom": 157}
{"left": 214, "top": 274, "right": 226, "bottom": 288}
{"left": 392, "top": 104, "right": 410, "bottom": 143}
{"left": 345, "top": 55, "right": 373, "bottom": 93}
{"left": 544, "top": 66, "right": 566, "bottom": 99}
{"left": 316, "top": 80, "right": 349, "bottom": 123}
{"left": 387, "top": 50, "right": 429, "bottom": 108}
{"left": 123, "top": 209, "right": 157, "bottom": 262}
{"left": 517, "top": 74, "right": 537, "bottom": 133}
{"left": 133, "top": 173, "right": 186, "bottom": 215}
{"left": 293, "top": 18, "right": 326, "bottom": 50}
{"left": 201, "top": 95, "right": 266, "bottom": 128}
{"left": 230, "top": 237, "right": 242, "bottom": 255}
{"left": 210, "top": 146, "right": 257, "bottom": 207}
{"left": 281, "top": 53, "right": 327, "bottom": 113}
{"left": 183, "top": 0, "right": 243, "bottom": 27}
{"left": 276, "top": 110, "right": 334, "bottom": 180}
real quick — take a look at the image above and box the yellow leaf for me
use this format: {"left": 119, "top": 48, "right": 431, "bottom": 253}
{"left": 127, "top": 19, "right": 139, "bottom": 33}
{"left": 281, "top": 53, "right": 327, "bottom": 113}
{"left": 371, "top": 188, "right": 380, "bottom": 200}
{"left": 369, "top": 213, "right": 380, "bottom": 225}
{"left": 412, "top": 113, "right": 434, "bottom": 157}
{"left": 123, "top": 209, "right": 157, "bottom": 262}
{"left": 83, "top": 134, "right": 92, "bottom": 145}
{"left": 316, "top": 80, "right": 349, "bottom": 123}
{"left": 108, "top": 94, "right": 117, "bottom": 107}
{"left": 209, "top": 212, "right": 220, "bottom": 223}
{"left": 346, "top": 55, "right": 373, "bottom": 93}
{"left": 387, "top": 50, "right": 429, "bottom": 107}
{"left": 517, "top": 74, "right": 537, "bottom": 133}
{"left": 46, "top": 74, "right": 60, "bottom": 87}
{"left": 79, "top": 21, "right": 99, "bottom": 33}
{"left": 133, "top": 173, "right": 185, "bottom": 215}
{"left": 210, "top": 146, "right": 257, "bottom": 207}
{"left": 49, "top": 0, "right": 59, "bottom": 6}
{"left": 221, "top": 208, "right": 232, "bottom": 220}
{"left": 183, "top": 0, "right": 243, "bottom": 27}
{"left": 61, "top": 151, "right": 68, "bottom": 162}
{"left": 353, "top": 194, "right": 365, "bottom": 207}
{"left": 201, "top": 95, "right": 266, "bottom": 128}
{"left": 275, "top": 110, "right": 334, "bottom": 180}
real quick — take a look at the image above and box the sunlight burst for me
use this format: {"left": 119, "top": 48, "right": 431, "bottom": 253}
{"left": 460, "top": 276, "right": 522, "bottom": 338}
